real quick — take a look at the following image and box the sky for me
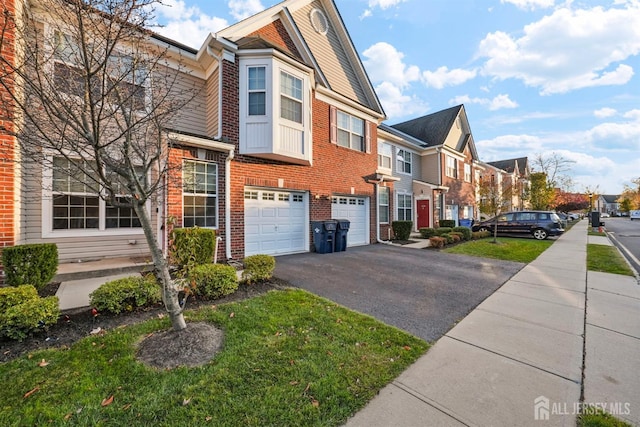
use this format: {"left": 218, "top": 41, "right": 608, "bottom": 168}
{"left": 151, "top": 0, "right": 640, "bottom": 195}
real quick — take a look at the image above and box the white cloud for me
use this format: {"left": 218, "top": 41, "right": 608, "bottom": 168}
{"left": 623, "top": 109, "right": 640, "bottom": 121}
{"left": 363, "top": 42, "right": 420, "bottom": 88}
{"left": 368, "top": 0, "right": 407, "bottom": 8}
{"left": 594, "top": 108, "right": 618, "bottom": 118}
{"left": 422, "top": 66, "right": 477, "bottom": 89}
{"left": 153, "top": 0, "right": 228, "bottom": 48}
{"left": 477, "top": 2, "right": 640, "bottom": 94}
{"left": 375, "top": 82, "right": 429, "bottom": 120}
{"left": 500, "top": 0, "right": 555, "bottom": 11}
{"left": 449, "top": 94, "right": 518, "bottom": 111}
{"left": 228, "top": 0, "right": 266, "bottom": 21}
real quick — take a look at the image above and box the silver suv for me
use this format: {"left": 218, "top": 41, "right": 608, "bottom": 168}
{"left": 472, "top": 211, "right": 565, "bottom": 240}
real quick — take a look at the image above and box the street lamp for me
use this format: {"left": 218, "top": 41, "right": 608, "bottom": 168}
{"left": 588, "top": 193, "right": 593, "bottom": 213}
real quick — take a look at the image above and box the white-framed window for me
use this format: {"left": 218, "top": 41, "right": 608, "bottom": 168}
{"left": 53, "top": 31, "right": 146, "bottom": 111}
{"left": 397, "top": 149, "right": 412, "bottom": 174}
{"left": 48, "top": 156, "right": 143, "bottom": 234}
{"left": 464, "top": 163, "right": 471, "bottom": 182}
{"left": 378, "top": 142, "right": 392, "bottom": 171}
{"left": 463, "top": 205, "right": 474, "bottom": 219}
{"left": 183, "top": 160, "right": 218, "bottom": 228}
{"left": 337, "top": 110, "right": 365, "bottom": 151}
{"left": 397, "top": 193, "right": 412, "bottom": 221}
{"left": 446, "top": 156, "right": 458, "bottom": 178}
{"left": 378, "top": 186, "right": 390, "bottom": 224}
{"left": 280, "top": 71, "right": 302, "bottom": 123}
{"left": 248, "top": 66, "right": 266, "bottom": 116}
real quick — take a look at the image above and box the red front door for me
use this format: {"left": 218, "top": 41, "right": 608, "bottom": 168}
{"left": 417, "top": 200, "right": 430, "bottom": 229}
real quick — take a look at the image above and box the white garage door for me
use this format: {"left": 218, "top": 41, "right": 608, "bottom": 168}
{"left": 244, "top": 189, "right": 308, "bottom": 256}
{"left": 331, "top": 196, "right": 369, "bottom": 247}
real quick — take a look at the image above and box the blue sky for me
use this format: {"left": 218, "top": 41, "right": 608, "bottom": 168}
{"left": 152, "top": 0, "right": 640, "bottom": 194}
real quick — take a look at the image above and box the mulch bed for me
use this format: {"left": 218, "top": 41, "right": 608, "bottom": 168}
{"left": 1, "top": 280, "right": 286, "bottom": 364}
{"left": 389, "top": 239, "right": 419, "bottom": 245}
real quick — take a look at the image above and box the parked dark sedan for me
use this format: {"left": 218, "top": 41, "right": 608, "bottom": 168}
{"left": 472, "top": 211, "right": 565, "bottom": 240}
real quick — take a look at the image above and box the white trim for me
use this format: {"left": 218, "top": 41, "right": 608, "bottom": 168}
{"left": 167, "top": 132, "right": 235, "bottom": 153}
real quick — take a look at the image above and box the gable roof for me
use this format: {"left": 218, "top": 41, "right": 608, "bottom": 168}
{"left": 601, "top": 194, "right": 620, "bottom": 203}
{"left": 390, "top": 105, "right": 462, "bottom": 148}
{"left": 215, "top": 0, "right": 384, "bottom": 117}
{"left": 487, "top": 157, "right": 529, "bottom": 176}
{"left": 377, "top": 123, "right": 427, "bottom": 149}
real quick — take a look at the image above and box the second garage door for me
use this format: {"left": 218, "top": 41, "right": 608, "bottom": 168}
{"left": 244, "top": 189, "right": 308, "bottom": 256}
{"left": 331, "top": 196, "right": 369, "bottom": 247}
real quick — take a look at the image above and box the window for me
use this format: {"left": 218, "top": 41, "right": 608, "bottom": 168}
{"left": 378, "top": 142, "right": 392, "bottom": 170}
{"left": 337, "top": 111, "right": 364, "bottom": 151}
{"left": 463, "top": 205, "right": 474, "bottom": 219}
{"left": 51, "top": 157, "right": 141, "bottom": 231}
{"left": 280, "top": 71, "right": 302, "bottom": 123}
{"left": 397, "top": 149, "right": 412, "bottom": 174}
{"left": 248, "top": 66, "right": 266, "bottom": 116}
{"left": 397, "top": 193, "right": 412, "bottom": 221}
{"left": 464, "top": 163, "right": 471, "bottom": 182}
{"left": 446, "top": 156, "right": 458, "bottom": 178}
{"left": 378, "top": 186, "right": 390, "bottom": 223}
{"left": 183, "top": 160, "right": 218, "bottom": 228}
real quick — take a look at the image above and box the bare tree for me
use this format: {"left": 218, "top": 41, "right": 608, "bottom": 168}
{"left": 477, "top": 173, "right": 513, "bottom": 243}
{"left": 0, "top": 0, "right": 199, "bottom": 331}
{"left": 531, "top": 152, "right": 575, "bottom": 191}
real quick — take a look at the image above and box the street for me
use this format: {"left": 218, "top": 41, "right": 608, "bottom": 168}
{"left": 603, "top": 217, "right": 640, "bottom": 275}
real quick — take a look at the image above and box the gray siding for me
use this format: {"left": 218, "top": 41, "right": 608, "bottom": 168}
{"left": 163, "top": 67, "right": 207, "bottom": 136}
{"left": 206, "top": 68, "right": 220, "bottom": 138}
{"left": 292, "top": 2, "right": 371, "bottom": 108}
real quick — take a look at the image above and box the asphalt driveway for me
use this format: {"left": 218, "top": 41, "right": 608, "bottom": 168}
{"left": 274, "top": 244, "right": 524, "bottom": 342}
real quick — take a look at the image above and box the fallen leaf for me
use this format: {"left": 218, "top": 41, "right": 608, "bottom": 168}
{"left": 101, "top": 395, "right": 114, "bottom": 407}
{"left": 90, "top": 327, "right": 102, "bottom": 335}
{"left": 23, "top": 387, "right": 40, "bottom": 399}
{"left": 289, "top": 381, "right": 299, "bottom": 386}
{"left": 64, "top": 413, "right": 73, "bottom": 420}
{"left": 311, "top": 399, "right": 320, "bottom": 408}
{"left": 121, "top": 404, "right": 132, "bottom": 411}
{"left": 403, "top": 345, "right": 412, "bottom": 351}
{"left": 182, "top": 398, "right": 191, "bottom": 406}
{"left": 157, "top": 313, "right": 165, "bottom": 319}
{"left": 205, "top": 416, "right": 212, "bottom": 421}
{"left": 326, "top": 351, "right": 333, "bottom": 356}
{"left": 303, "top": 383, "right": 311, "bottom": 393}
{"left": 229, "top": 312, "right": 235, "bottom": 318}
{"left": 3, "top": 350, "right": 10, "bottom": 355}
{"left": 289, "top": 360, "right": 295, "bottom": 366}
{"left": 38, "top": 359, "right": 49, "bottom": 367}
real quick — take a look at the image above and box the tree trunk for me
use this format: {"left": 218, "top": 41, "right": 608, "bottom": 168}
{"left": 133, "top": 202, "right": 187, "bottom": 331}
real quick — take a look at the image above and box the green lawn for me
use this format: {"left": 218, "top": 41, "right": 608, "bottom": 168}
{"left": 0, "top": 289, "right": 428, "bottom": 426}
{"left": 578, "top": 407, "right": 633, "bottom": 427}
{"left": 587, "top": 244, "right": 635, "bottom": 276}
{"left": 443, "top": 237, "right": 553, "bottom": 263}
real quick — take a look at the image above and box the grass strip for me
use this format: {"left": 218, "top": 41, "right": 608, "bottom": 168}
{"left": 0, "top": 289, "right": 428, "bottom": 426}
{"left": 587, "top": 244, "right": 635, "bottom": 276}
{"left": 443, "top": 237, "right": 553, "bottom": 263}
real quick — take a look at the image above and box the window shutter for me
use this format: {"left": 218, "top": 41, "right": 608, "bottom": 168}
{"left": 330, "top": 106, "right": 337, "bottom": 144}
{"left": 365, "top": 121, "right": 371, "bottom": 153}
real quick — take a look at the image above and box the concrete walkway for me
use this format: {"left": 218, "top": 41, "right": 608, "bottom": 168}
{"left": 346, "top": 220, "right": 640, "bottom": 426}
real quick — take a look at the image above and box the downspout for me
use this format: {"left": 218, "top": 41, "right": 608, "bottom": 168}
{"left": 225, "top": 148, "right": 235, "bottom": 260}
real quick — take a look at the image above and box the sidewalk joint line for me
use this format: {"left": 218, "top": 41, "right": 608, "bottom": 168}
{"left": 497, "top": 289, "right": 585, "bottom": 309}
{"left": 586, "top": 323, "right": 640, "bottom": 341}
{"left": 389, "top": 382, "right": 472, "bottom": 426}
{"left": 444, "top": 335, "right": 581, "bottom": 385}
{"left": 475, "top": 307, "right": 583, "bottom": 336}
{"left": 587, "top": 287, "right": 640, "bottom": 301}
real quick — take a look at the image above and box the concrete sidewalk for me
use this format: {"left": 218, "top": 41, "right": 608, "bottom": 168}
{"left": 346, "top": 220, "right": 640, "bottom": 426}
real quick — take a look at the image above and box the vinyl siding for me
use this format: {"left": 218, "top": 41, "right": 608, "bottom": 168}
{"left": 421, "top": 154, "right": 440, "bottom": 185}
{"left": 162, "top": 66, "right": 207, "bottom": 136}
{"left": 206, "top": 67, "right": 220, "bottom": 138}
{"left": 291, "top": 1, "right": 370, "bottom": 108}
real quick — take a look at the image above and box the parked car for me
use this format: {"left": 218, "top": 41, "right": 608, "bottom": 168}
{"left": 567, "top": 213, "right": 580, "bottom": 220}
{"left": 600, "top": 212, "right": 610, "bottom": 218}
{"left": 630, "top": 210, "right": 640, "bottom": 220}
{"left": 472, "top": 211, "right": 565, "bottom": 240}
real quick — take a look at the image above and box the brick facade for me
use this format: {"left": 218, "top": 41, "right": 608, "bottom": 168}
{"left": 0, "top": 0, "right": 17, "bottom": 255}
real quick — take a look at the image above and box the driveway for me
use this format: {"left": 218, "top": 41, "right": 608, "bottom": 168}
{"left": 274, "top": 244, "right": 524, "bottom": 342}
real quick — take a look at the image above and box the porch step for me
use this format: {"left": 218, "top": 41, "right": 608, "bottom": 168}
{"left": 54, "top": 257, "right": 152, "bottom": 282}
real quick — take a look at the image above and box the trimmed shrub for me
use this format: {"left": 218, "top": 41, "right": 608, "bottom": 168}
{"left": 391, "top": 221, "right": 413, "bottom": 241}
{"left": 171, "top": 227, "right": 216, "bottom": 268}
{"left": 0, "top": 296, "right": 60, "bottom": 341}
{"left": 452, "top": 226, "right": 472, "bottom": 241}
{"left": 0, "top": 285, "right": 39, "bottom": 313}
{"left": 242, "top": 254, "right": 276, "bottom": 284}
{"left": 419, "top": 227, "right": 436, "bottom": 238}
{"left": 189, "top": 264, "right": 238, "bottom": 299}
{"left": 440, "top": 233, "right": 454, "bottom": 244}
{"left": 472, "top": 230, "right": 491, "bottom": 240}
{"left": 90, "top": 276, "right": 161, "bottom": 315}
{"left": 2, "top": 243, "right": 58, "bottom": 290}
{"left": 450, "top": 232, "right": 463, "bottom": 242}
{"left": 439, "top": 219, "right": 456, "bottom": 228}
{"left": 435, "top": 227, "right": 452, "bottom": 236}
{"left": 428, "top": 236, "right": 446, "bottom": 248}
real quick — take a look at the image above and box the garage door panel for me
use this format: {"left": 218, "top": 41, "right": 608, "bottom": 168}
{"left": 245, "top": 190, "right": 308, "bottom": 256}
{"left": 332, "top": 196, "right": 368, "bottom": 247}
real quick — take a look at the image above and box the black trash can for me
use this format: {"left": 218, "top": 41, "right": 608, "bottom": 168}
{"left": 311, "top": 220, "right": 337, "bottom": 253}
{"left": 334, "top": 219, "right": 350, "bottom": 252}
